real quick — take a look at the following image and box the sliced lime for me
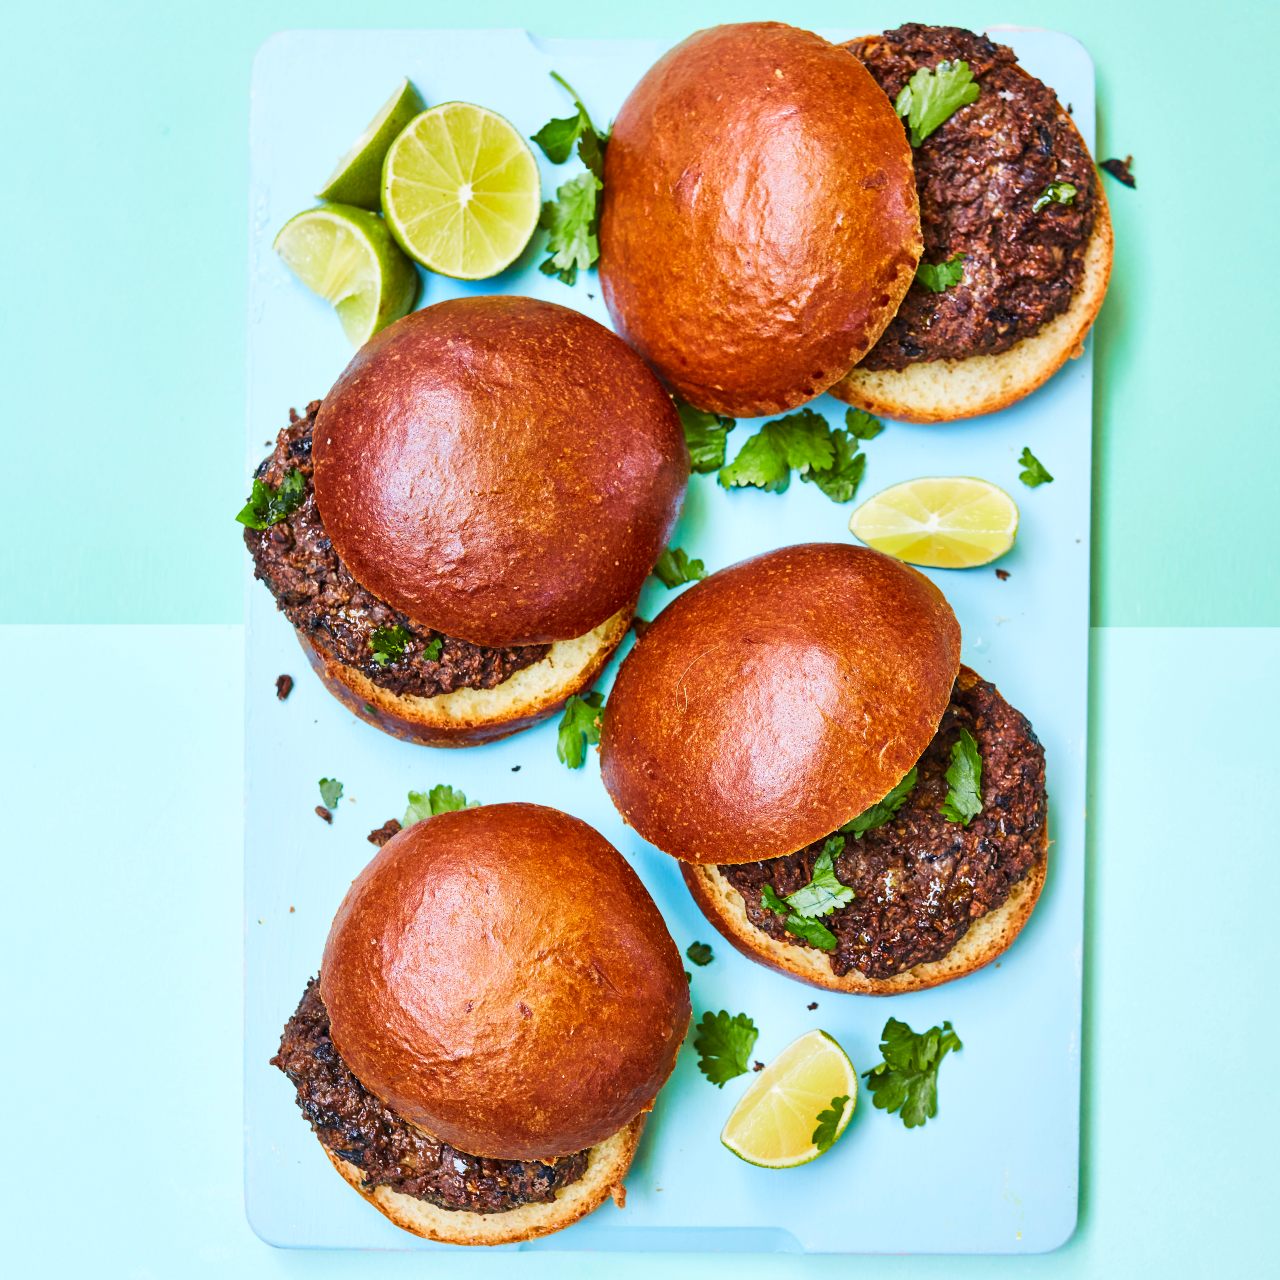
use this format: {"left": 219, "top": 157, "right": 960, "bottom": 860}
{"left": 318, "top": 78, "right": 426, "bottom": 210}
{"left": 273, "top": 204, "right": 419, "bottom": 346}
{"left": 382, "top": 102, "right": 541, "bottom": 280}
{"left": 721, "top": 1030, "right": 857, "bottom": 1168}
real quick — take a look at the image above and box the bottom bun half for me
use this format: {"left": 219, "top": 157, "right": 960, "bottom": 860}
{"left": 325, "top": 1116, "right": 646, "bottom": 1246}
{"left": 833, "top": 194, "right": 1112, "bottom": 424}
{"left": 681, "top": 829, "right": 1048, "bottom": 995}
{"left": 300, "top": 608, "right": 632, "bottom": 748}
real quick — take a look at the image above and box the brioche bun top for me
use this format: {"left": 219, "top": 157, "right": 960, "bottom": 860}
{"left": 600, "top": 544, "right": 961, "bottom": 863}
{"left": 599, "top": 22, "right": 921, "bottom": 418}
{"left": 319, "top": 803, "right": 690, "bottom": 1160}
{"left": 312, "top": 297, "right": 688, "bottom": 647}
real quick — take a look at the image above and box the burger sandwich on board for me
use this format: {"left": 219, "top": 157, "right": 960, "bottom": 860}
{"left": 241, "top": 295, "right": 689, "bottom": 746}
{"left": 273, "top": 803, "right": 691, "bottom": 1245}
{"left": 600, "top": 543, "right": 1049, "bottom": 994}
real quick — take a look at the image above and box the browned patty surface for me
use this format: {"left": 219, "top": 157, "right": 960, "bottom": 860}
{"left": 720, "top": 672, "right": 1046, "bottom": 979}
{"left": 243, "top": 405, "right": 549, "bottom": 698}
{"left": 852, "top": 24, "right": 1098, "bottom": 370}
{"left": 272, "top": 980, "right": 589, "bottom": 1214}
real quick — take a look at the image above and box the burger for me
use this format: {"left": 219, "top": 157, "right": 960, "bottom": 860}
{"left": 832, "top": 24, "right": 1113, "bottom": 422}
{"left": 599, "top": 21, "right": 922, "bottom": 418}
{"left": 598, "top": 544, "right": 1048, "bottom": 994}
{"left": 272, "top": 803, "right": 691, "bottom": 1245}
{"left": 241, "top": 295, "right": 688, "bottom": 746}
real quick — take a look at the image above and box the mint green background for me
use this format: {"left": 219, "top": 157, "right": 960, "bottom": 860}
{"left": 2, "top": 0, "right": 1277, "bottom": 625}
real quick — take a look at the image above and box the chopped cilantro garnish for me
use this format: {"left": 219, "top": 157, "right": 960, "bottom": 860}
{"left": 812, "top": 1095, "right": 852, "bottom": 1153}
{"left": 236, "top": 468, "right": 306, "bottom": 530}
{"left": 895, "top": 60, "right": 980, "bottom": 147}
{"left": 652, "top": 546, "right": 707, "bottom": 588}
{"left": 915, "top": 253, "right": 966, "bottom": 293}
{"left": 403, "top": 783, "right": 478, "bottom": 826}
{"left": 1033, "top": 181, "right": 1077, "bottom": 213}
{"left": 719, "top": 408, "right": 870, "bottom": 503}
{"left": 539, "top": 172, "right": 601, "bottom": 285}
{"left": 531, "top": 72, "right": 608, "bottom": 178}
{"left": 421, "top": 636, "right": 443, "bottom": 662}
{"left": 557, "top": 691, "right": 604, "bottom": 768}
{"left": 369, "top": 625, "right": 411, "bottom": 666}
{"left": 693, "top": 1010, "right": 758, "bottom": 1086}
{"left": 841, "top": 768, "right": 918, "bottom": 839}
{"left": 686, "top": 941, "right": 714, "bottom": 967}
{"left": 863, "top": 1017, "right": 962, "bottom": 1129}
{"left": 676, "top": 400, "right": 737, "bottom": 473}
{"left": 762, "top": 838, "right": 853, "bottom": 952}
{"left": 318, "top": 778, "right": 343, "bottom": 810}
{"left": 801, "top": 427, "right": 865, "bottom": 504}
{"left": 1018, "top": 446, "right": 1054, "bottom": 488}
{"left": 939, "top": 728, "right": 983, "bottom": 826}
{"left": 843, "top": 407, "right": 885, "bottom": 441}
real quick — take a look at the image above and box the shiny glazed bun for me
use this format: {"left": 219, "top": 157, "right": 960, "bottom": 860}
{"left": 312, "top": 296, "right": 688, "bottom": 648}
{"left": 600, "top": 544, "right": 961, "bottom": 863}
{"left": 319, "top": 803, "right": 691, "bottom": 1161}
{"left": 599, "top": 22, "right": 921, "bottom": 418}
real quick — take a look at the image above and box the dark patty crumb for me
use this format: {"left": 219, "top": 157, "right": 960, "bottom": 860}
{"left": 1100, "top": 156, "right": 1136, "bottom": 188}
{"left": 719, "top": 671, "right": 1046, "bottom": 980}
{"left": 276, "top": 674, "right": 294, "bottom": 700}
{"left": 851, "top": 25, "right": 1098, "bottom": 370}
{"left": 995, "top": 568, "right": 1010, "bottom": 580}
{"left": 243, "top": 405, "right": 550, "bottom": 700}
{"left": 315, "top": 806, "right": 332, "bottom": 824}
{"left": 272, "top": 980, "right": 589, "bottom": 1214}
{"left": 367, "top": 818, "right": 402, "bottom": 848}
{"left": 806, "top": 1002, "right": 818, "bottom": 1011}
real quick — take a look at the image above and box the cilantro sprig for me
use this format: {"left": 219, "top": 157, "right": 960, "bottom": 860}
{"left": 939, "top": 728, "right": 983, "bottom": 826}
{"left": 403, "top": 783, "right": 478, "bottom": 826}
{"left": 841, "top": 767, "right": 918, "bottom": 839}
{"left": 686, "top": 941, "right": 714, "bottom": 967}
{"left": 863, "top": 1018, "right": 962, "bottom": 1129}
{"left": 236, "top": 469, "right": 306, "bottom": 530}
{"left": 1033, "top": 181, "right": 1077, "bottom": 213}
{"left": 693, "top": 1010, "right": 758, "bottom": 1086}
{"left": 557, "top": 691, "right": 604, "bottom": 768}
{"left": 812, "top": 1095, "right": 852, "bottom": 1153}
{"left": 652, "top": 546, "right": 706, "bottom": 589}
{"left": 369, "top": 625, "right": 411, "bottom": 666}
{"left": 676, "top": 400, "right": 737, "bottom": 473}
{"left": 1018, "top": 446, "right": 1054, "bottom": 488}
{"left": 762, "top": 837, "right": 854, "bottom": 952}
{"left": 915, "top": 254, "right": 966, "bottom": 294}
{"left": 318, "top": 778, "right": 343, "bottom": 810}
{"left": 895, "top": 60, "right": 980, "bottom": 147}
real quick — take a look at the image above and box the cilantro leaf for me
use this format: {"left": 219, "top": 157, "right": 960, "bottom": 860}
{"left": 801, "top": 427, "right": 866, "bottom": 504}
{"left": 1033, "top": 181, "right": 1078, "bottom": 213}
{"left": 403, "top": 783, "right": 478, "bottom": 827}
{"left": 686, "top": 941, "right": 714, "bottom": 967}
{"left": 557, "top": 691, "right": 604, "bottom": 768}
{"left": 676, "top": 400, "right": 736, "bottom": 473}
{"left": 718, "top": 408, "right": 836, "bottom": 494}
{"left": 939, "top": 728, "right": 983, "bottom": 826}
{"left": 784, "top": 838, "right": 854, "bottom": 917}
{"left": 693, "top": 1010, "right": 758, "bottom": 1086}
{"left": 777, "top": 912, "right": 839, "bottom": 951}
{"left": 1018, "top": 446, "right": 1054, "bottom": 488}
{"left": 863, "top": 1017, "right": 962, "bottom": 1129}
{"left": 915, "top": 253, "right": 966, "bottom": 293}
{"left": 841, "top": 767, "right": 918, "bottom": 838}
{"left": 531, "top": 73, "right": 608, "bottom": 178}
{"left": 843, "top": 407, "right": 885, "bottom": 441}
{"left": 421, "top": 636, "right": 443, "bottom": 662}
{"left": 652, "top": 546, "right": 707, "bottom": 589}
{"left": 812, "top": 1095, "right": 851, "bottom": 1153}
{"left": 318, "top": 778, "right": 343, "bottom": 810}
{"left": 369, "top": 625, "right": 411, "bottom": 667}
{"left": 895, "top": 60, "right": 981, "bottom": 147}
{"left": 539, "top": 172, "right": 602, "bottom": 285}
{"left": 236, "top": 468, "right": 306, "bottom": 529}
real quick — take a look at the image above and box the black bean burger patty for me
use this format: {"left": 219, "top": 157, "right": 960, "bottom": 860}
{"left": 243, "top": 405, "right": 549, "bottom": 699}
{"left": 272, "top": 981, "right": 590, "bottom": 1214}
{"left": 851, "top": 24, "right": 1098, "bottom": 371}
{"left": 719, "top": 670, "right": 1046, "bottom": 980}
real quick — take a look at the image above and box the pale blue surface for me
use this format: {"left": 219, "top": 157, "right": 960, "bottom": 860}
{"left": 4, "top": 627, "right": 1275, "bottom": 1276}
{"left": 245, "top": 27, "right": 1092, "bottom": 1255}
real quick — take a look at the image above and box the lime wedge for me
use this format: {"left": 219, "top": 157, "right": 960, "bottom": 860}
{"left": 721, "top": 1030, "right": 857, "bottom": 1168}
{"left": 273, "top": 204, "right": 419, "bottom": 347}
{"left": 849, "top": 476, "right": 1020, "bottom": 569}
{"left": 382, "top": 102, "right": 541, "bottom": 279}
{"left": 318, "top": 78, "right": 426, "bottom": 210}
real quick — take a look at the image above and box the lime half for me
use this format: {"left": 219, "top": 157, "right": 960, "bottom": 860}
{"left": 382, "top": 102, "right": 541, "bottom": 279}
{"left": 318, "top": 78, "right": 426, "bottom": 209}
{"left": 849, "top": 476, "right": 1020, "bottom": 569}
{"left": 273, "top": 204, "right": 419, "bottom": 346}
{"left": 721, "top": 1030, "right": 857, "bottom": 1169}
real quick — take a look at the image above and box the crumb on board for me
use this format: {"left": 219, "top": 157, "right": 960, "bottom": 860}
{"left": 368, "top": 819, "right": 402, "bottom": 848}
{"left": 1100, "top": 155, "right": 1136, "bottom": 188}
{"left": 315, "top": 805, "right": 332, "bottom": 824}
{"left": 995, "top": 568, "right": 1010, "bottom": 581}
{"left": 275, "top": 674, "right": 294, "bottom": 700}
{"left": 752, "top": 1061, "right": 765, "bottom": 1072}
{"left": 807, "top": 1001, "right": 818, "bottom": 1010}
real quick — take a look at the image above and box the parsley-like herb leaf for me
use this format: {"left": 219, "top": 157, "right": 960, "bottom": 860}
{"left": 686, "top": 941, "right": 714, "bottom": 967}
{"left": 557, "top": 691, "right": 604, "bottom": 768}
{"left": 939, "top": 728, "right": 983, "bottom": 826}
{"left": 812, "top": 1095, "right": 851, "bottom": 1153}
{"left": 801, "top": 427, "right": 866, "bottom": 504}
{"left": 761, "top": 839, "right": 852, "bottom": 952}
{"left": 843, "top": 407, "right": 885, "bottom": 441}
{"left": 915, "top": 253, "right": 966, "bottom": 293}
{"left": 318, "top": 778, "right": 343, "bottom": 810}
{"left": 421, "top": 636, "right": 443, "bottom": 662}
{"left": 531, "top": 73, "right": 609, "bottom": 178}
{"left": 719, "top": 409, "right": 835, "bottom": 493}
{"left": 1018, "top": 446, "right": 1054, "bottom": 488}
{"left": 236, "top": 468, "right": 306, "bottom": 529}
{"left": 693, "top": 1010, "right": 758, "bottom": 1086}
{"left": 863, "top": 1017, "right": 962, "bottom": 1129}
{"left": 895, "top": 60, "right": 980, "bottom": 147}
{"left": 841, "top": 767, "right": 918, "bottom": 838}
{"left": 676, "top": 400, "right": 736, "bottom": 473}
{"left": 652, "top": 546, "right": 707, "bottom": 589}
{"left": 539, "top": 172, "right": 602, "bottom": 285}
{"left": 403, "top": 783, "right": 478, "bottom": 826}
{"left": 369, "top": 625, "right": 411, "bottom": 666}
{"left": 1033, "top": 181, "right": 1077, "bottom": 213}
